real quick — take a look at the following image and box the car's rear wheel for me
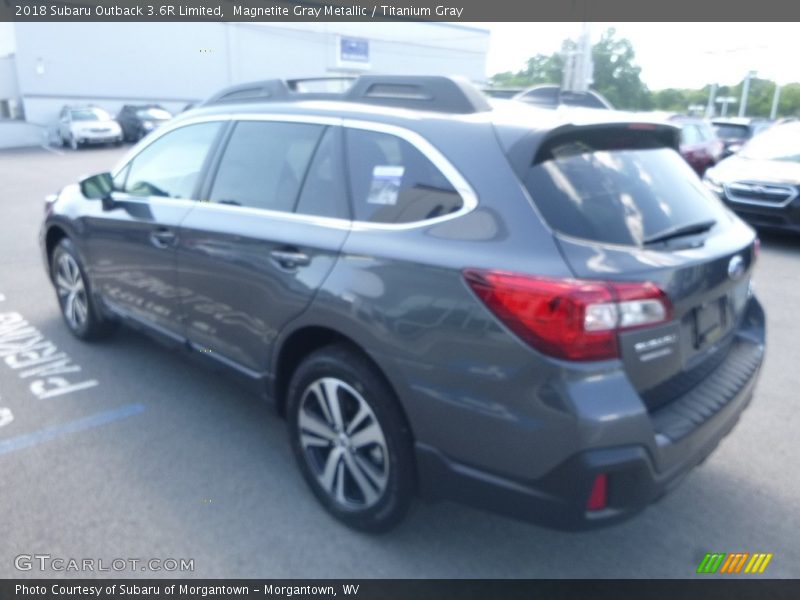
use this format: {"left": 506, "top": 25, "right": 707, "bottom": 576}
{"left": 69, "top": 135, "right": 79, "bottom": 151}
{"left": 51, "top": 238, "right": 116, "bottom": 340}
{"left": 287, "top": 345, "right": 415, "bottom": 532}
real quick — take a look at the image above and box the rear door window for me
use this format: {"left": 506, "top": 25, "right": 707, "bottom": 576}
{"left": 713, "top": 124, "right": 750, "bottom": 140}
{"left": 209, "top": 121, "right": 324, "bottom": 212}
{"left": 345, "top": 128, "right": 463, "bottom": 224}
{"left": 522, "top": 142, "right": 726, "bottom": 246}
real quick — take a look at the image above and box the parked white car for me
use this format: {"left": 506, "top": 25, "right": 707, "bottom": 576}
{"left": 57, "top": 106, "right": 123, "bottom": 150}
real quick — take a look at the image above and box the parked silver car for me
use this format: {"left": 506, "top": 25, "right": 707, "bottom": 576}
{"left": 57, "top": 106, "right": 123, "bottom": 150}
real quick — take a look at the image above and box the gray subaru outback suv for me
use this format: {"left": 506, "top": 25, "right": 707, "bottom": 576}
{"left": 40, "top": 76, "right": 764, "bottom": 532}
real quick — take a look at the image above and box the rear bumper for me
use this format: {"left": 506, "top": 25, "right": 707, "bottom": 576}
{"left": 416, "top": 303, "right": 765, "bottom": 530}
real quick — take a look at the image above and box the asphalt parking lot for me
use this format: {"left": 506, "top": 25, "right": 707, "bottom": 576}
{"left": 1, "top": 145, "right": 799, "bottom": 579}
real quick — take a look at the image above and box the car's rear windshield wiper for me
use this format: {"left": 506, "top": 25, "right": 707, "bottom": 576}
{"left": 643, "top": 219, "right": 717, "bottom": 246}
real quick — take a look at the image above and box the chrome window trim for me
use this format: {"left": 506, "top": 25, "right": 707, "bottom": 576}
{"left": 111, "top": 112, "right": 479, "bottom": 231}
{"left": 182, "top": 201, "right": 353, "bottom": 230}
{"left": 724, "top": 181, "right": 797, "bottom": 208}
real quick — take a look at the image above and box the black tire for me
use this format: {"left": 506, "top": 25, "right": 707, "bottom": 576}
{"left": 50, "top": 238, "right": 116, "bottom": 341}
{"left": 287, "top": 344, "right": 415, "bottom": 533}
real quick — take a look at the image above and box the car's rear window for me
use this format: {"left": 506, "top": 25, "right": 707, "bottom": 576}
{"left": 522, "top": 145, "right": 726, "bottom": 246}
{"left": 713, "top": 124, "right": 750, "bottom": 140}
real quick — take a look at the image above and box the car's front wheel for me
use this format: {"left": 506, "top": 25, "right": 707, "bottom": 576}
{"left": 51, "top": 238, "right": 116, "bottom": 340}
{"left": 287, "top": 345, "right": 415, "bottom": 532}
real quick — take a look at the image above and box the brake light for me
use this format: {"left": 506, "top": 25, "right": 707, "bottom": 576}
{"left": 463, "top": 270, "right": 672, "bottom": 361}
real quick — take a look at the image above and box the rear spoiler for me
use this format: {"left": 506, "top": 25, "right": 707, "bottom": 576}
{"left": 504, "top": 121, "right": 681, "bottom": 177}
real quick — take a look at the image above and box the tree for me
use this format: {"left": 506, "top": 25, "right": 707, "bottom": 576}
{"left": 653, "top": 88, "right": 687, "bottom": 111}
{"left": 589, "top": 28, "right": 652, "bottom": 110}
{"left": 491, "top": 53, "right": 563, "bottom": 88}
{"left": 489, "top": 29, "right": 800, "bottom": 117}
{"left": 778, "top": 83, "right": 800, "bottom": 117}
{"left": 489, "top": 28, "right": 651, "bottom": 110}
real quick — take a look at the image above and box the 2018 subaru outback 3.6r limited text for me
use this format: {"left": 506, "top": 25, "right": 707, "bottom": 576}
{"left": 40, "top": 76, "right": 765, "bottom": 532}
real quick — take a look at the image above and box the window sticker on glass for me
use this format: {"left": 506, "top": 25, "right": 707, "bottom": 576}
{"left": 367, "top": 165, "right": 405, "bottom": 205}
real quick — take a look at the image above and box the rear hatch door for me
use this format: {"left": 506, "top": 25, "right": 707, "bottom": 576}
{"left": 515, "top": 122, "right": 758, "bottom": 404}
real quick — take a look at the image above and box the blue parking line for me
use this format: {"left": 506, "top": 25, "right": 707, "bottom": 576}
{"left": 0, "top": 403, "right": 146, "bottom": 456}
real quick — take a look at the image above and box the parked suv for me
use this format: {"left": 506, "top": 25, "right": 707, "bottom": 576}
{"left": 704, "top": 121, "right": 800, "bottom": 233}
{"left": 513, "top": 84, "right": 614, "bottom": 110}
{"left": 40, "top": 76, "right": 764, "bottom": 532}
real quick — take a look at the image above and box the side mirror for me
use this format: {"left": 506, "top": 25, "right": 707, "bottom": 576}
{"left": 80, "top": 172, "right": 114, "bottom": 202}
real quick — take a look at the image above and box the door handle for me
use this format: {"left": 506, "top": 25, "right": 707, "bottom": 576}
{"left": 270, "top": 248, "right": 311, "bottom": 269}
{"left": 150, "top": 227, "right": 177, "bottom": 249}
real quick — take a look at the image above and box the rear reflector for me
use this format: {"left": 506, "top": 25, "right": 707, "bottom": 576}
{"left": 463, "top": 270, "right": 671, "bottom": 361}
{"left": 587, "top": 474, "right": 608, "bottom": 511}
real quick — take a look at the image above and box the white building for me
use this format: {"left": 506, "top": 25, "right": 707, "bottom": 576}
{"left": 0, "top": 22, "right": 490, "bottom": 148}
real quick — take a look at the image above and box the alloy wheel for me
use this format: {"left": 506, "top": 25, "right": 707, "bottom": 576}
{"left": 55, "top": 253, "right": 88, "bottom": 330}
{"left": 297, "top": 377, "right": 390, "bottom": 510}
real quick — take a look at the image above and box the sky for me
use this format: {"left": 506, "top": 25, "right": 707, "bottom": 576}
{"left": 2, "top": 22, "right": 797, "bottom": 90}
{"left": 482, "top": 23, "right": 800, "bottom": 89}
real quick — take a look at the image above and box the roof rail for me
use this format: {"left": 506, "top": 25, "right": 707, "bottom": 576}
{"left": 202, "top": 75, "right": 492, "bottom": 114}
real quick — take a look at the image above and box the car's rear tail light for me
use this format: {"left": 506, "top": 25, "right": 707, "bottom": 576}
{"left": 587, "top": 474, "right": 609, "bottom": 511}
{"left": 463, "top": 270, "right": 672, "bottom": 361}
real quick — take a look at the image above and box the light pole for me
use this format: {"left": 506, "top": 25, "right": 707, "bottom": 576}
{"left": 706, "top": 83, "right": 718, "bottom": 118}
{"left": 716, "top": 96, "right": 738, "bottom": 117}
{"left": 770, "top": 82, "right": 781, "bottom": 120}
{"left": 739, "top": 70, "right": 757, "bottom": 118}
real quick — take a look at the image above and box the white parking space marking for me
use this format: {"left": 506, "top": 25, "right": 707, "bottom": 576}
{"left": 39, "top": 144, "right": 65, "bottom": 156}
{"left": 0, "top": 311, "right": 98, "bottom": 400}
{"left": 0, "top": 406, "right": 12, "bottom": 428}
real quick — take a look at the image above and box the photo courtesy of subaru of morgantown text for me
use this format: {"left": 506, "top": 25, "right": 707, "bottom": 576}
{"left": 40, "top": 75, "right": 763, "bottom": 532}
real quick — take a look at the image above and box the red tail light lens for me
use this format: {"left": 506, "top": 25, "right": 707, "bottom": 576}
{"left": 463, "top": 270, "right": 671, "bottom": 361}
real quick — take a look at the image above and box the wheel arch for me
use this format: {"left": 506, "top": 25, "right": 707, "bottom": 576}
{"left": 44, "top": 224, "right": 70, "bottom": 271}
{"left": 272, "top": 325, "right": 411, "bottom": 435}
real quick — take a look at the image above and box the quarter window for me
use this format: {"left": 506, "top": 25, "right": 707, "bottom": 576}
{"left": 124, "top": 122, "right": 221, "bottom": 199}
{"left": 345, "top": 129, "right": 463, "bottom": 224}
{"left": 209, "top": 121, "right": 324, "bottom": 212}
